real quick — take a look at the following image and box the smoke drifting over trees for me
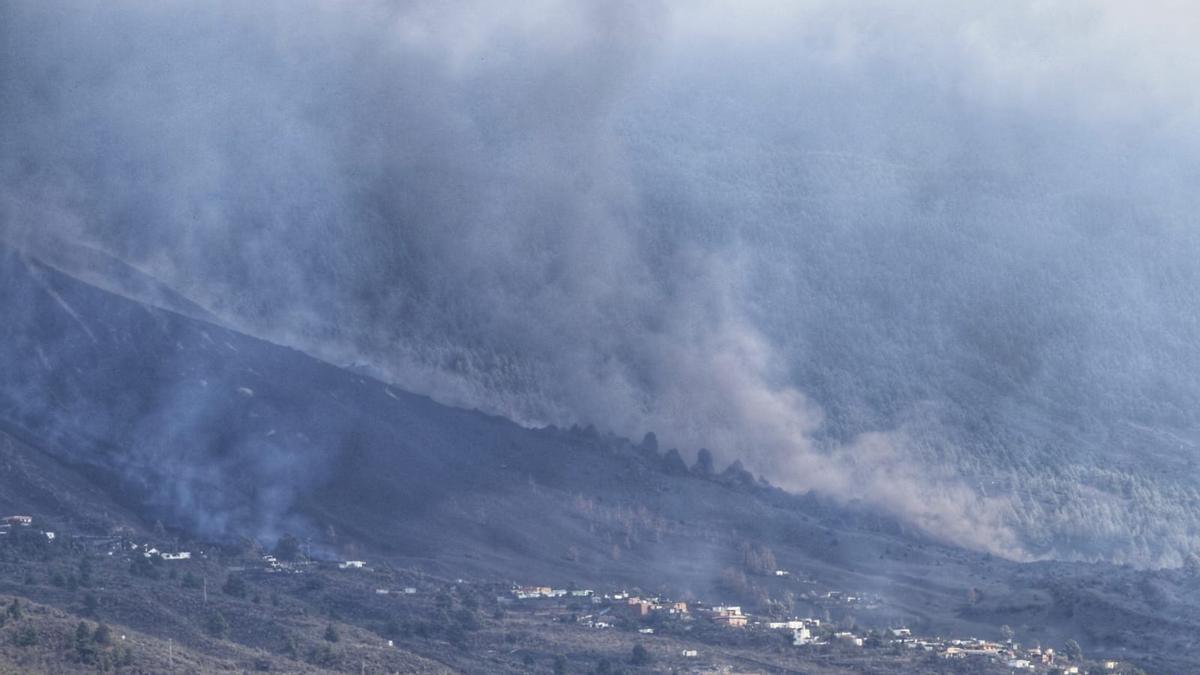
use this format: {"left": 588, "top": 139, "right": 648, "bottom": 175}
{"left": 4, "top": 1, "right": 1200, "bottom": 565}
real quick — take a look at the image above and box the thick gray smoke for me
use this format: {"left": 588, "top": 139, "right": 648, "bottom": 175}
{"left": 4, "top": 1, "right": 1200, "bottom": 564}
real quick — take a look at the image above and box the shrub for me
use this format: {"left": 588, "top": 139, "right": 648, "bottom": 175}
{"left": 129, "top": 556, "right": 160, "bottom": 579}
{"left": 83, "top": 593, "right": 100, "bottom": 616}
{"left": 222, "top": 574, "right": 248, "bottom": 598}
{"left": 740, "top": 542, "right": 778, "bottom": 576}
{"left": 274, "top": 534, "right": 302, "bottom": 562}
{"left": 205, "top": 611, "right": 230, "bottom": 638}
{"left": 631, "top": 644, "right": 652, "bottom": 665}
{"left": 74, "top": 621, "right": 95, "bottom": 663}
{"left": 14, "top": 624, "right": 38, "bottom": 647}
{"left": 307, "top": 644, "right": 335, "bottom": 667}
{"left": 454, "top": 608, "right": 480, "bottom": 632}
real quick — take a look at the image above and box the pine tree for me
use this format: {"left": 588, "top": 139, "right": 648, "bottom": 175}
{"left": 84, "top": 593, "right": 100, "bottom": 616}
{"left": 206, "top": 610, "right": 230, "bottom": 638}
{"left": 75, "top": 621, "right": 97, "bottom": 664}
{"left": 93, "top": 622, "right": 112, "bottom": 645}
{"left": 631, "top": 644, "right": 652, "bottom": 665}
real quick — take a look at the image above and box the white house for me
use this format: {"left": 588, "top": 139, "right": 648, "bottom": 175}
{"left": 161, "top": 552, "right": 191, "bottom": 561}
{"left": 793, "top": 626, "right": 814, "bottom": 645}
{"left": 834, "top": 632, "right": 863, "bottom": 647}
{"left": 338, "top": 560, "right": 366, "bottom": 569}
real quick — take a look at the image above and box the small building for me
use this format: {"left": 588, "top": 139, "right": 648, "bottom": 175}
{"left": 338, "top": 560, "right": 366, "bottom": 569}
{"left": 160, "top": 551, "right": 191, "bottom": 561}
{"left": 403, "top": 587, "right": 417, "bottom": 594}
{"left": 834, "top": 632, "right": 863, "bottom": 647}
{"left": 681, "top": 649, "right": 698, "bottom": 658}
{"left": 774, "top": 569, "right": 790, "bottom": 576}
{"left": 622, "top": 597, "right": 653, "bottom": 617}
{"left": 513, "top": 585, "right": 553, "bottom": 598}
{"left": 1027, "top": 646, "right": 1055, "bottom": 664}
{"left": 3, "top": 516, "right": 33, "bottom": 527}
{"left": 638, "top": 627, "right": 654, "bottom": 634}
{"left": 1006, "top": 659, "right": 1033, "bottom": 670}
{"left": 711, "top": 606, "right": 748, "bottom": 628}
{"left": 793, "top": 626, "right": 814, "bottom": 645}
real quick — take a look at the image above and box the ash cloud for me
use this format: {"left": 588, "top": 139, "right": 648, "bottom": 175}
{"left": 4, "top": 1, "right": 1200, "bottom": 564}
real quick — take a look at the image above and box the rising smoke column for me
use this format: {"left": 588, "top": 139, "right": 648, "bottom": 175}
{"left": 4, "top": 1, "right": 1200, "bottom": 564}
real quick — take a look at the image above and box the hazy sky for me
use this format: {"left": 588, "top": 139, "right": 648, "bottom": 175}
{"left": 4, "top": 1, "right": 1200, "bottom": 563}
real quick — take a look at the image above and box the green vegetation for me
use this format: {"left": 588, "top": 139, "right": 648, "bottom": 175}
{"left": 630, "top": 643, "right": 651, "bottom": 665}
{"left": 205, "top": 610, "right": 230, "bottom": 639}
{"left": 222, "top": 574, "right": 248, "bottom": 598}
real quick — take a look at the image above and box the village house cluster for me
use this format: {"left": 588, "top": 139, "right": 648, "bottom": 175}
{"left": 1, "top": 514, "right": 1134, "bottom": 674}
{"left": 0, "top": 514, "right": 53, "bottom": 541}
{"left": 807, "top": 589, "right": 883, "bottom": 610}
{"left": 131, "top": 542, "right": 192, "bottom": 560}
{"left": 259, "top": 554, "right": 310, "bottom": 574}
{"left": 504, "top": 579, "right": 1129, "bottom": 673}
{"left": 374, "top": 586, "right": 418, "bottom": 595}
{"left": 905, "top": 636, "right": 1070, "bottom": 670}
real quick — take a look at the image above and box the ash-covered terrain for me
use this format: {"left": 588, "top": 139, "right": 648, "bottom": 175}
{"left": 6, "top": 1, "right": 1200, "bottom": 571}
{"left": 0, "top": 245, "right": 1195, "bottom": 674}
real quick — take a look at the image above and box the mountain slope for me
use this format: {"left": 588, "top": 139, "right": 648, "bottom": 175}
{"left": 2, "top": 244, "right": 1199, "bottom": 672}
